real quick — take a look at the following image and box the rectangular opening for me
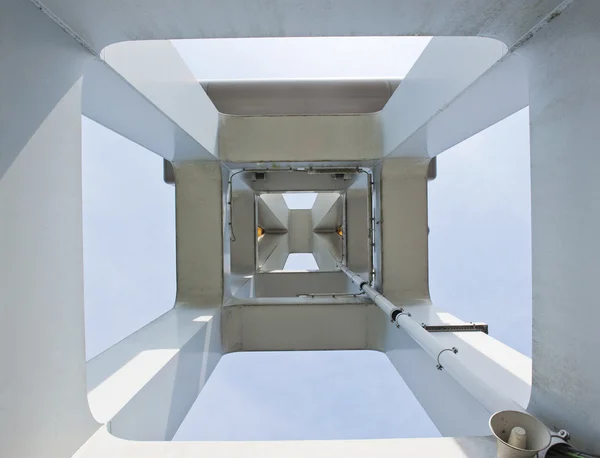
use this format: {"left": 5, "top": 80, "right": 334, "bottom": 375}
{"left": 282, "top": 192, "right": 318, "bottom": 209}
{"left": 173, "top": 351, "right": 440, "bottom": 441}
{"left": 283, "top": 253, "right": 319, "bottom": 271}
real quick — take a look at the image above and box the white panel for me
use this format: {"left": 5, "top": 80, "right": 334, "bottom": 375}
{"left": 102, "top": 41, "right": 219, "bottom": 158}
{"left": 425, "top": 53, "right": 528, "bottom": 157}
{"left": 377, "top": 304, "right": 531, "bottom": 436}
{"left": 87, "top": 308, "right": 222, "bottom": 440}
{"left": 83, "top": 59, "right": 213, "bottom": 162}
{"left": 38, "top": 0, "right": 564, "bottom": 53}
{"left": 381, "top": 37, "right": 505, "bottom": 157}
{"left": 523, "top": 2, "right": 600, "bottom": 452}
{"left": 0, "top": 3, "right": 98, "bottom": 458}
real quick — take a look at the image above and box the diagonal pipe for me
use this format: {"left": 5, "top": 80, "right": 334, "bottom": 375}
{"left": 338, "top": 262, "right": 525, "bottom": 416}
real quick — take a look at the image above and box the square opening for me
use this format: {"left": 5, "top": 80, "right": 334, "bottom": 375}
{"left": 256, "top": 191, "right": 344, "bottom": 273}
{"left": 282, "top": 253, "right": 319, "bottom": 271}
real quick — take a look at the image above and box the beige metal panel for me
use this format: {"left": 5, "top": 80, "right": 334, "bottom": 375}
{"left": 312, "top": 193, "right": 342, "bottom": 231}
{"left": 253, "top": 271, "right": 357, "bottom": 297}
{"left": 312, "top": 233, "right": 343, "bottom": 270}
{"left": 258, "top": 194, "right": 288, "bottom": 231}
{"left": 174, "top": 162, "right": 223, "bottom": 305}
{"left": 251, "top": 171, "right": 358, "bottom": 192}
{"left": 346, "top": 187, "right": 371, "bottom": 273}
{"left": 202, "top": 79, "right": 400, "bottom": 115}
{"left": 76, "top": 426, "right": 497, "bottom": 457}
{"left": 230, "top": 191, "right": 256, "bottom": 275}
{"left": 259, "top": 234, "right": 289, "bottom": 272}
{"left": 218, "top": 113, "right": 383, "bottom": 163}
{"left": 222, "top": 303, "right": 373, "bottom": 352}
{"left": 380, "top": 158, "right": 430, "bottom": 303}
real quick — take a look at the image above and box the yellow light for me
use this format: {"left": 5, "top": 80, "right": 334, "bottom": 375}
{"left": 336, "top": 226, "right": 343, "bottom": 237}
{"left": 257, "top": 226, "right": 265, "bottom": 238}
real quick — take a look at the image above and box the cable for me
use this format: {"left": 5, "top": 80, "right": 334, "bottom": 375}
{"left": 546, "top": 444, "right": 600, "bottom": 458}
{"left": 227, "top": 169, "right": 245, "bottom": 242}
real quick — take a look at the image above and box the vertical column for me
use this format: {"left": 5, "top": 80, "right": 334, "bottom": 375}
{"left": 174, "top": 162, "right": 224, "bottom": 305}
{"left": 380, "top": 158, "right": 430, "bottom": 302}
{"left": 522, "top": 1, "right": 600, "bottom": 452}
{"left": 0, "top": 1, "right": 98, "bottom": 457}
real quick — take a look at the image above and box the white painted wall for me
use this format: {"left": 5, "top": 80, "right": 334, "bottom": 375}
{"left": 88, "top": 308, "right": 222, "bottom": 440}
{"left": 83, "top": 59, "right": 211, "bottom": 162}
{"left": 381, "top": 37, "right": 505, "bottom": 157}
{"left": 102, "top": 41, "right": 219, "bottom": 158}
{"left": 0, "top": 2, "right": 98, "bottom": 457}
{"left": 521, "top": 2, "right": 600, "bottom": 452}
{"left": 36, "top": 0, "right": 565, "bottom": 52}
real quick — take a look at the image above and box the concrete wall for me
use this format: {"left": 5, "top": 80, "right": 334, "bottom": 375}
{"left": 0, "top": 2, "right": 98, "bottom": 457}
{"left": 521, "top": 1, "right": 600, "bottom": 452}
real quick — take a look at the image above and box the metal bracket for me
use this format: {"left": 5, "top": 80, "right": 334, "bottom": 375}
{"left": 391, "top": 308, "right": 411, "bottom": 326}
{"left": 394, "top": 310, "right": 412, "bottom": 328}
{"left": 538, "top": 430, "right": 571, "bottom": 458}
{"left": 422, "top": 323, "right": 488, "bottom": 335}
{"left": 436, "top": 347, "right": 458, "bottom": 370}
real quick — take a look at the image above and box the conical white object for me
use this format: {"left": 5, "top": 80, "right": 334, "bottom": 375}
{"left": 508, "top": 426, "right": 527, "bottom": 448}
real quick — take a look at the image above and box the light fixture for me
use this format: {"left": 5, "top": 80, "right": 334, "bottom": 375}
{"left": 336, "top": 226, "right": 343, "bottom": 237}
{"left": 257, "top": 226, "right": 265, "bottom": 238}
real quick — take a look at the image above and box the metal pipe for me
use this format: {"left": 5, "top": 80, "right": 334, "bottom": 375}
{"left": 339, "top": 263, "right": 525, "bottom": 415}
{"left": 339, "top": 264, "right": 367, "bottom": 290}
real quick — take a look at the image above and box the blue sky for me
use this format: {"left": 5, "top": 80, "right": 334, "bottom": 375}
{"left": 82, "top": 38, "right": 531, "bottom": 440}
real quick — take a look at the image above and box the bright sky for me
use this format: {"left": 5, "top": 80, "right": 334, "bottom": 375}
{"left": 82, "top": 37, "right": 530, "bottom": 441}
